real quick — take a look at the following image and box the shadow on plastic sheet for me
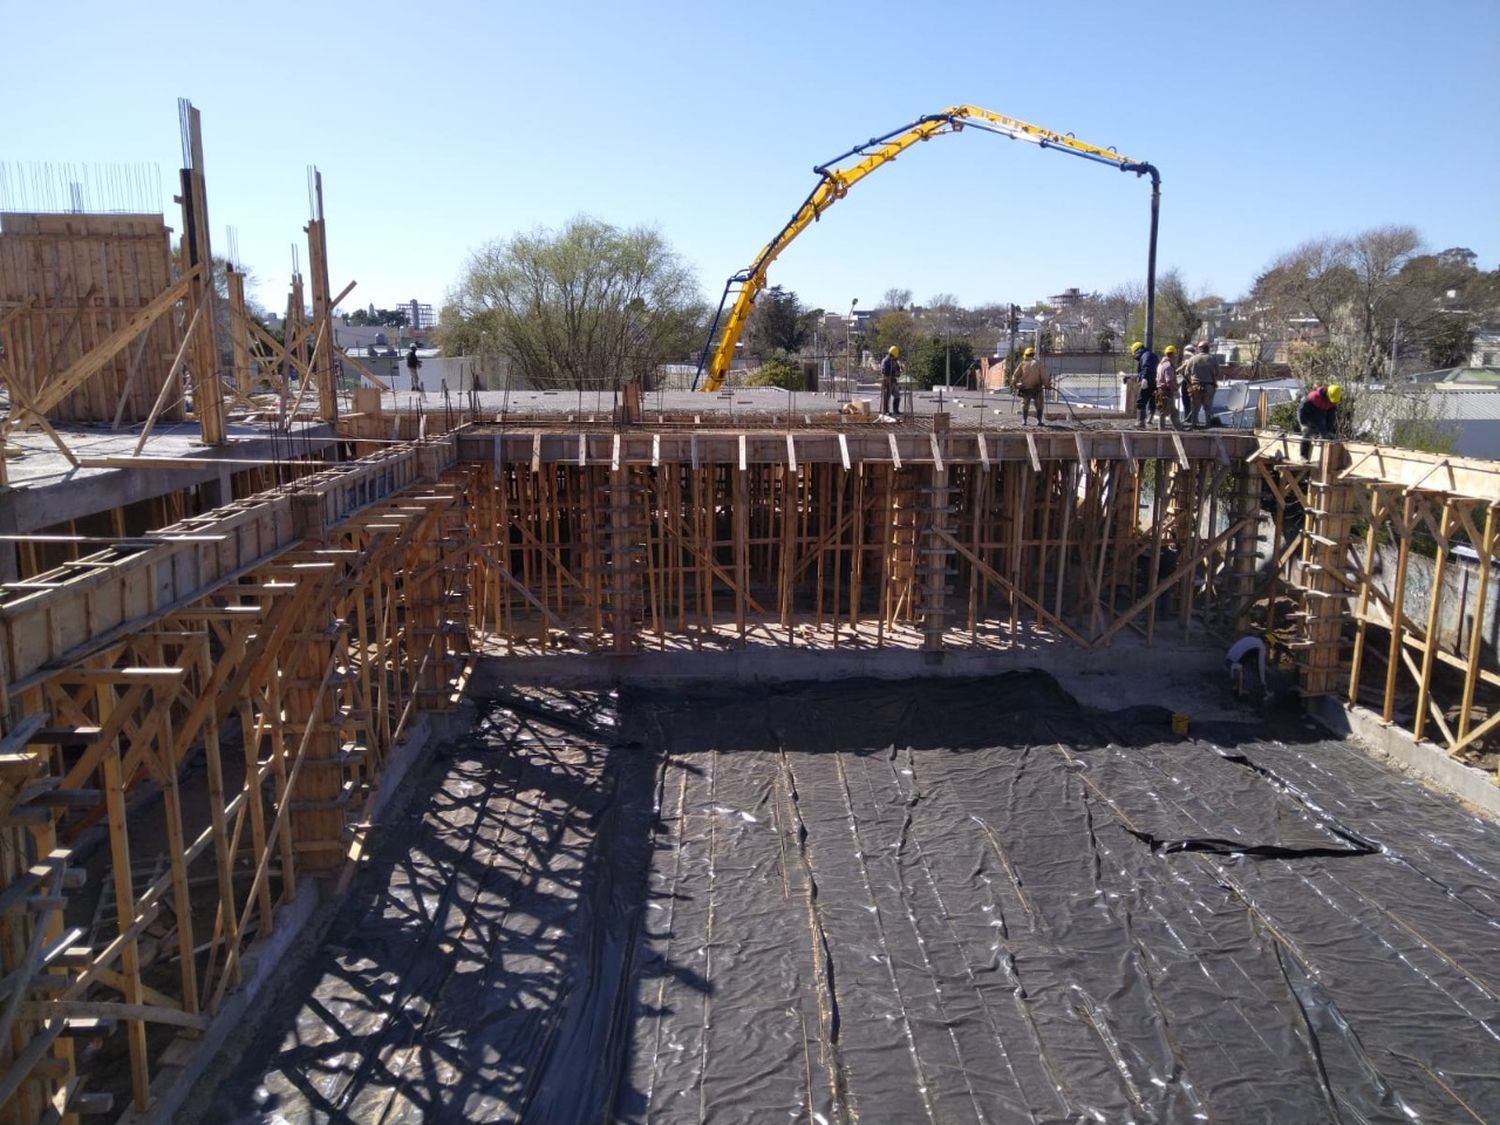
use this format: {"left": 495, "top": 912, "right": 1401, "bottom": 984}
{"left": 206, "top": 685, "right": 693, "bottom": 1124}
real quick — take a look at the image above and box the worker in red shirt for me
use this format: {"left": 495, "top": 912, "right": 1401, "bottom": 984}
{"left": 1298, "top": 383, "right": 1342, "bottom": 459}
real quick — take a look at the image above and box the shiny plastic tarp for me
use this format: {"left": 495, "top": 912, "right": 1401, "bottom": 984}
{"left": 207, "top": 673, "right": 1500, "bottom": 1123}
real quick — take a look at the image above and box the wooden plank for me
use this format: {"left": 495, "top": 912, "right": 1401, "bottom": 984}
{"left": 838, "top": 432, "right": 850, "bottom": 471}
{"left": 1170, "top": 432, "right": 1190, "bottom": 469}
{"left": 1024, "top": 431, "right": 1041, "bottom": 473}
{"left": 929, "top": 433, "right": 944, "bottom": 473}
{"left": 976, "top": 431, "right": 989, "bottom": 471}
{"left": 888, "top": 432, "right": 901, "bottom": 470}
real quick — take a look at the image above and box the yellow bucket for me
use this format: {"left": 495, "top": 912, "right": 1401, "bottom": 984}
{"left": 1171, "top": 712, "right": 1190, "bottom": 737}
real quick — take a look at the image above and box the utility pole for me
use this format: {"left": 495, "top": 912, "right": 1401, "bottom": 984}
{"left": 846, "top": 298, "right": 858, "bottom": 394}
{"left": 1390, "top": 318, "right": 1401, "bottom": 381}
{"left": 1007, "top": 304, "right": 1020, "bottom": 380}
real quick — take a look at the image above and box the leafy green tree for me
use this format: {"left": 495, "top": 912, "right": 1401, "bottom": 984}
{"left": 909, "top": 336, "right": 976, "bottom": 390}
{"left": 748, "top": 286, "right": 817, "bottom": 356}
{"left": 438, "top": 216, "right": 705, "bottom": 389}
{"left": 746, "top": 350, "right": 806, "bottom": 390}
{"left": 872, "top": 308, "right": 917, "bottom": 366}
{"left": 1418, "top": 314, "right": 1475, "bottom": 369}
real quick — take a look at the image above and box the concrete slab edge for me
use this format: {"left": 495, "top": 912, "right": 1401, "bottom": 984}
{"left": 126, "top": 708, "right": 459, "bottom": 1124}
{"left": 1311, "top": 696, "right": 1500, "bottom": 821}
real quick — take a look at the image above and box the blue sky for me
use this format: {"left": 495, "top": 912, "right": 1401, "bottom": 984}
{"left": 5, "top": 0, "right": 1497, "bottom": 321}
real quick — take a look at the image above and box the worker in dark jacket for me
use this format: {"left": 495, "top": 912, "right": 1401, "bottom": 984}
{"left": 881, "top": 346, "right": 904, "bottom": 418}
{"left": 1131, "top": 341, "right": 1159, "bottom": 427}
{"left": 1298, "top": 383, "right": 1342, "bottom": 459}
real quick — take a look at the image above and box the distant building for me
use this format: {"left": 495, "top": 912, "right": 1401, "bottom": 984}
{"left": 408, "top": 299, "right": 436, "bottom": 331}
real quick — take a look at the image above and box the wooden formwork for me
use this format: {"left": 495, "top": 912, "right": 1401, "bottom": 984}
{"left": 0, "top": 212, "right": 183, "bottom": 427}
{"left": 3, "top": 415, "right": 1498, "bottom": 1122}
{"left": 0, "top": 440, "right": 468, "bottom": 1122}
{"left": 1254, "top": 434, "right": 1500, "bottom": 771}
{"left": 460, "top": 427, "right": 1258, "bottom": 655}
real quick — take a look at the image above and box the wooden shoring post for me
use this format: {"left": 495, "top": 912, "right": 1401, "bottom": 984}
{"left": 647, "top": 465, "right": 666, "bottom": 644}
{"left": 98, "top": 696, "right": 150, "bottom": 1111}
{"left": 920, "top": 461, "right": 952, "bottom": 654}
{"left": 734, "top": 461, "right": 749, "bottom": 643}
{"left": 306, "top": 172, "right": 338, "bottom": 422}
{"left": 151, "top": 637, "right": 199, "bottom": 1018}
{"left": 1146, "top": 459, "right": 1166, "bottom": 643}
{"left": 1458, "top": 504, "right": 1497, "bottom": 749}
{"left": 180, "top": 102, "right": 224, "bottom": 446}
{"left": 788, "top": 463, "right": 803, "bottom": 638}
{"left": 266, "top": 649, "right": 299, "bottom": 895}
{"left": 1031, "top": 462, "right": 1054, "bottom": 640}
{"left": 1178, "top": 463, "right": 1204, "bottom": 638}
{"left": 1348, "top": 487, "right": 1385, "bottom": 708}
{"left": 1092, "top": 461, "right": 1118, "bottom": 642}
{"left": 822, "top": 459, "right": 834, "bottom": 636}
{"left": 1381, "top": 492, "right": 1417, "bottom": 723}
{"left": 194, "top": 633, "right": 242, "bottom": 1001}
{"left": 609, "top": 465, "right": 638, "bottom": 655}
{"left": 830, "top": 465, "right": 845, "bottom": 648}
{"left": 236, "top": 696, "right": 276, "bottom": 929}
{"left": 1300, "top": 443, "right": 1357, "bottom": 698}
{"left": 284, "top": 613, "right": 348, "bottom": 874}
{"left": 1054, "top": 462, "right": 1076, "bottom": 628}
{"left": 1413, "top": 499, "right": 1457, "bottom": 744}
{"left": 1226, "top": 458, "right": 1262, "bottom": 629}
{"left": 877, "top": 465, "right": 894, "bottom": 645}
{"left": 970, "top": 467, "right": 987, "bottom": 637}
{"left": 850, "top": 466, "right": 867, "bottom": 635}
{"left": 227, "top": 268, "right": 253, "bottom": 400}
{"left": 1002, "top": 464, "right": 1020, "bottom": 636}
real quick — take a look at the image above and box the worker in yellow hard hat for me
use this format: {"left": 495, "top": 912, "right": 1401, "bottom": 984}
{"left": 1182, "top": 340, "right": 1220, "bottom": 429}
{"left": 1012, "top": 345, "right": 1052, "bottom": 426}
{"left": 1154, "top": 345, "right": 1183, "bottom": 431}
{"left": 1298, "top": 382, "right": 1342, "bottom": 459}
{"left": 880, "top": 345, "right": 905, "bottom": 419}
{"left": 1131, "top": 340, "right": 1160, "bottom": 426}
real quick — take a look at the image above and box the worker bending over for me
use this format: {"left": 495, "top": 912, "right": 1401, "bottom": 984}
{"left": 1012, "top": 346, "right": 1052, "bottom": 426}
{"left": 1298, "top": 383, "right": 1342, "bottom": 459}
{"left": 1225, "top": 634, "right": 1274, "bottom": 701}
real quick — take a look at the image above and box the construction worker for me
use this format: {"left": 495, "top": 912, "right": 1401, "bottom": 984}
{"left": 1182, "top": 340, "right": 1220, "bottom": 429}
{"left": 880, "top": 345, "right": 904, "bottom": 419}
{"left": 1225, "top": 633, "right": 1274, "bottom": 701}
{"left": 1131, "top": 341, "right": 1159, "bottom": 427}
{"left": 1012, "top": 346, "right": 1051, "bottom": 426}
{"left": 406, "top": 343, "right": 424, "bottom": 397}
{"left": 1155, "top": 345, "right": 1182, "bottom": 431}
{"left": 1298, "top": 383, "right": 1343, "bottom": 459}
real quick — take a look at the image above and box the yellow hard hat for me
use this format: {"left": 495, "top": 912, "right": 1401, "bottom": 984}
{"left": 1130, "top": 341, "right": 1144, "bottom": 354}
{"left": 888, "top": 346, "right": 900, "bottom": 358}
{"left": 1327, "top": 383, "right": 1344, "bottom": 404}
{"left": 1163, "top": 344, "right": 1177, "bottom": 356}
{"left": 1023, "top": 347, "right": 1035, "bottom": 357}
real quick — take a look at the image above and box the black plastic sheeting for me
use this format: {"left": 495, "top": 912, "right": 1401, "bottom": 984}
{"left": 206, "top": 672, "right": 1500, "bottom": 1123}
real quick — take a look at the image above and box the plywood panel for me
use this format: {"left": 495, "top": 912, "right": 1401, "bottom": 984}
{"left": 0, "top": 211, "right": 184, "bottom": 423}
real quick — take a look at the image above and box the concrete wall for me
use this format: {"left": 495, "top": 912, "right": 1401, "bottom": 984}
{"left": 1370, "top": 541, "right": 1500, "bottom": 660}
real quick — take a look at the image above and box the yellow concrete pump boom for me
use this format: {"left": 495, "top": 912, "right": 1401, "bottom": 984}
{"left": 693, "top": 105, "right": 1160, "bottom": 392}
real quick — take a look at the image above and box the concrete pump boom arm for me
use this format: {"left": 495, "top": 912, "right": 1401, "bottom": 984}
{"left": 693, "top": 105, "right": 1158, "bottom": 392}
